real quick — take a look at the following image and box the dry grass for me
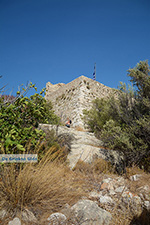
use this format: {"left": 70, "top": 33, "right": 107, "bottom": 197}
{"left": 0, "top": 147, "right": 85, "bottom": 222}
{"left": 74, "top": 158, "right": 115, "bottom": 175}
{"left": 126, "top": 165, "right": 146, "bottom": 177}
{"left": 110, "top": 209, "right": 135, "bottom": 225}
{"left": 72, "top": 159, "right": 116, "bottom": 194}
{"left": 123, "top": 165, "right": 150, "bottom": 197}
{"left": 109, "top": 196, "right": 150, "bottom": 225}
{"left": 74, "top": 126, "right": 86, "bottom": 132}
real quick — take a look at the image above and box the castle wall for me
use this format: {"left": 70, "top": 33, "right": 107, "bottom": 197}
{"left": 45, "top": 76, "right": 117, "bottom": 128}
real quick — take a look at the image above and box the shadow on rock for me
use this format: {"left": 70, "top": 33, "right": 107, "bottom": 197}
{"left": 57, "top": 133, "right": 75, "bottom": 153}
{"left": 129, "top": 208, "right": 150, "bottom": 225}
{"left": 99, "top": 148, "right": 126, "bottom": 175}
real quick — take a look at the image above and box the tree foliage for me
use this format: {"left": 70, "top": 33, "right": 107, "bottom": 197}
{"left": 83, "top": 60, "right": 150, "bottom": 171}
{"left": 0, "top": 82, "right": 60, "bottom": 154}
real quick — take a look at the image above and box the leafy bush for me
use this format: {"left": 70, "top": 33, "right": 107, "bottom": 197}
{"left": 83, "top": 98, "right": 114, "bottom": 137}
{"left": 0, "top": 83, "right": 60, "bottom": 154}
{"left": 83, "top": 61, "right": 150, "bottom": 171}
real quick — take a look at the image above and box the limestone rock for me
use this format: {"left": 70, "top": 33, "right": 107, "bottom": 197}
{"left": 102, "top": 178, "right": 112, "bottom": 184}
{"left": 0, "top": 209, "right": 7, "bottom": 219}
{"left": 122, "top": 191, "right": 142, "bottom": 212}
{"left": 109, "top": 190, "right": 116, "bottom": 195}
{"left": 99, "top": 195, "right": 114, "bottom": 205}
{"left": 21, "top": 209, "right": 37, "bottom": 223}
{"left": 144, "top": 201, "right": 150, "bottom": 210}
{"left": 71, "top": 199, "right": 112, "bottom": 225}
{"left": 137, "top": 185, "right": 150, "bottom": 200}
{"left": 47, "top": 212, "right": 67, "bottom": 225}
{"left": 39, "top": 124, "right": 126, "bottom": 173}
{"left": 89, "top": 191, "right": 103, "bottom": 198}
{"left": 130, "top": 174, "right": 142, "bottom": 181}
{"left": 115, "top": 186, "right": 126, "bottom": 193}
{"left": 8, "top": 217, "right": 21, "bottom": 225}
{"left": 100, "top": 178, "right": 114, "bottom": 191}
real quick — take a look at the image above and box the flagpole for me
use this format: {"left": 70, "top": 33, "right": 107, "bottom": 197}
{"left": 93, "top": 63, "right": 96, "bottom": 80}
{"left": 95, "top": 63, "right": 96, "bottom": 80}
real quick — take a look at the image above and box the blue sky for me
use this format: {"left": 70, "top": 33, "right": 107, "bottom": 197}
{"left": 0, "top": 0, "right": 150, "bottom": 96}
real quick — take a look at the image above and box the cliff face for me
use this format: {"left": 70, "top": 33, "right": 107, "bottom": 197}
{"left": 45, "top": 75, "right": 116, "bottom": 128}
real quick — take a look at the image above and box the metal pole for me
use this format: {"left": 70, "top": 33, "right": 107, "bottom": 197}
{"left": 93, "top": 63, "right": 96, "bottom": 80}
{"left": 95, "top": 63, "right": 96, "bottom": 81}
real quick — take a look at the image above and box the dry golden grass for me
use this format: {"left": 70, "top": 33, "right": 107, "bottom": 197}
{"left": 74, "top": 158, "right": 115, "bottom": 175}
{"left": 74, "top": 126, "right": 86, "bottom": 132}
{"left": 109, "top": 197, "right": 150, "bottom": 225}
{"left": 73, "top": 159, "right": 116, "bottom": 194}
{"left": 126, "top": 166, "right": 150, "bottom": 196}
{"left": 126, "top": 164, "right": 146, "bottom": 177}
{"left": 0, "top": 147, "right": 85, "bottom": 222}
{"left": 110, "top": 209, "right": 135, "bottom": 225}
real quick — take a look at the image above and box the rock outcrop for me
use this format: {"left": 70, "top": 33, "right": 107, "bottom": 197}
{"left": 45, "top": 76, "right": 117, "bottom": 128}
{"left": 71, "top": 199, "right": 112, "bottom": 225}
{"left": 39, "top": 124, "right": 125, "bottom": 173}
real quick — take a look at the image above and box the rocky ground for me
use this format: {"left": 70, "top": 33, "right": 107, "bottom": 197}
{"left": 1, "top": 125, "right": 150, "bottom": 225}
{"left": 1, "top": 172, "right": 150, "bottom": 225}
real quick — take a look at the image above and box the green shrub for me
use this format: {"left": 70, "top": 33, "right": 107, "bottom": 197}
{"left": 83, "top": 61, "right": 150, "bottom": 171}
{"left": 83, "top": 97, "right": 116, "bottom": 137}
{"left": 0, "top": 83, "right": 60, "bottom": 154}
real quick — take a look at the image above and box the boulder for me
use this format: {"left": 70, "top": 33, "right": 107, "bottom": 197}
{"left": 71, "top": 199, "right": 112, "bottom": 225}
{"left": 47, "top": 212, "right": 67, "bottom": 225}
{"left": 99, "top": 195, "right": 114, "bottom": 205}
{"left": 8, "top": 217, "right": 21, "bottom": 225}
{"left": 144, "top": 201, "right": 150, "bottom": 210}
{"left": 21, "top": 209, "right": 37, "bottom": 223}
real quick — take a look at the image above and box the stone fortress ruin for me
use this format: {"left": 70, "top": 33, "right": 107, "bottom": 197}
{"left": 45, "top": 75, "right": 117, "bottom": 128}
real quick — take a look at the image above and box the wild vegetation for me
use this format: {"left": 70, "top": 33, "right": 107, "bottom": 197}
{"left": 83, "top": 60, "right": 150, "bottom": 171}
{"left": 0, "top": 149, "right": 85, "bottom": 221}
{"left": 0, "top": 82, "right": 60, "bottom": 154}
{"left": 0, "top": 82, "right": 85, "bottom": 223}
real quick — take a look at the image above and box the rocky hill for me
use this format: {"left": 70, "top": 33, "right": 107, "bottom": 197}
{"left": 45, "top": 75, "right": 117, "bottom": 128}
